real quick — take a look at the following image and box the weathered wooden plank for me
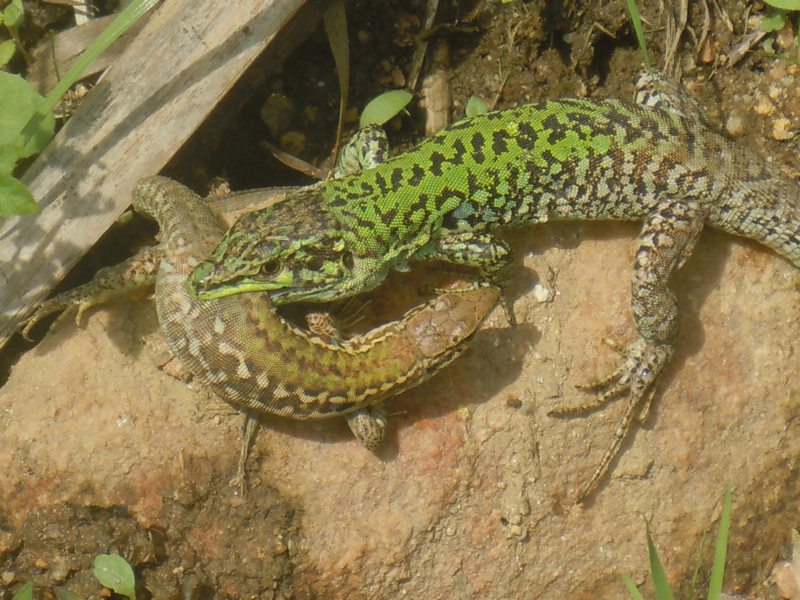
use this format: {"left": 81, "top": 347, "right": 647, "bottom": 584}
{"left": 0, "top": 0, "right": 325, "bottom": 349}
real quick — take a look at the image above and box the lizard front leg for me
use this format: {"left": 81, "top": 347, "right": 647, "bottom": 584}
{"left": 553, "top": 198, "right": 706, "bottom": 503}
{"left": 415, "top": 232, "right": 515, "bottom": 324}
{"left": 19, "top": 246, "right": 162, "bottom": 339}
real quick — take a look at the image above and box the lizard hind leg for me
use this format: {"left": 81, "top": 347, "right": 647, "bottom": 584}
{"left": 556, "top": 198, "right": 705, "bottom": 503}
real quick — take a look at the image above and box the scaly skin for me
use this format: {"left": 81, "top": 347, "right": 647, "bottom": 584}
{"left": 21, "top": 176, "right": 500, "bottom": 450}
{"left": 191, "top": 78, "right": 800, "bottom": 501}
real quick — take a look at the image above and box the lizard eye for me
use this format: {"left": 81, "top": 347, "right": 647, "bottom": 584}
{"left": 342, "top": 251, "right": 354, "bottom": 270}
{"left": 259, "top": 261, "right": 280, "bottom": 277}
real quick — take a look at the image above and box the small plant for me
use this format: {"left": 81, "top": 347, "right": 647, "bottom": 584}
{"left": 359, "top": 90, "right": 414, "bottom": 128}
{"left": 0, "top": 0, "right": 25, "bottom": 68}
{"left": 0, "top": 0, "right": 159, "bottom": 217}
{"left": 11, "top": 582, "right": 32, "bottom": 600}
{"left": 10, "top": 552, "right": 137, "bottom": 600}
{"left": 93, "top": 553, "right": 137, "bottom": 599}
{"left": 763, "top": 0, "right": 800, "bottom": 9}
{"left": 466, "top": 96, "right": 489, "bottom": 117}
{"left": 623, "top": 487, "right": 732, "bottom": 600}
{"left": 52, "top": 588, "right": 84, "bottom": 600}
{"left": 761, "top": 0, "right": 800, "bottom": 61}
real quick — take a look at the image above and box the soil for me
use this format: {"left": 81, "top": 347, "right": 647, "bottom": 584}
{"left": 2, "top": 0, "right": 800, "bottom": 599}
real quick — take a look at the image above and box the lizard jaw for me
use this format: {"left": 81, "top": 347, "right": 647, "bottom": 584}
{"left": 188, "top": 261, "right": 295, "bottom": 300}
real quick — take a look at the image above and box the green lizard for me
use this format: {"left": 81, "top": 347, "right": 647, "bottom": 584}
{"left": 189, "top": 73, "right": 800, "bottom": 501}
{"left": 21, "top": 176, "right": 500, "bottom": 452}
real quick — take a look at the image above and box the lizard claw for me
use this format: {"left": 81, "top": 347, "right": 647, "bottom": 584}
{"left": 549, "top": 337, "right": 673, "bottom": 503}
{"left": 500, "top": 291, "right": 516, "bottom": 327}
{"left": 19, "top": 301, "right": 77, "bottom": 341}
{"left": 19, "top": 294, "right": 103, "bottom": 341}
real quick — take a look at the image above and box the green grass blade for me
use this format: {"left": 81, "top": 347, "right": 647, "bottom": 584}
{"left": 625, "top": 0, "right": 652, "bottom": 70}
{"left": 323, "top": 0, "right": 349, "bottom": 160}
{"left": 689, "top": 531, "right": 709, "bottom": 595}
{"left": 623, "top": 574, "right": 647, "bottom": 600}
{"left": 43, "top": 0, "right": 159, "bottom": 111}
{"left": 707, "top": 486, "right": 732, "bottom": 600}
{"left": 647, "top": 524, "right": 675, "bottom": 600}
{"left": 11, "top": 582, "right": 33, "bottom": 600}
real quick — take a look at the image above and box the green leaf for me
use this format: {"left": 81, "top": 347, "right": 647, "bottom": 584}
{"left": 53, "top": 587, "right": 86, "bottom": 600}
{"left": 763, "top": 0, "right": 800, "bottom": 9}
{"left": 646, "top": 524, "right": 675, "bottom": 600}
{"left": 0, "top": 72, "right": 55, "bottom": 158}
{"left": 622, "top": 574, "right": 647, "bottom": 600}
{"left": 466, "top": 96, "right": 489, "bottom": 117}
{"left": 3, "top": 0, "right": 24, "bottom": 31}
{"left": 8, "top": 0, "right": 156, "bottom": 164}
{"left": 761, "top": 11, "right": 788, "bottom": 32}
{"left": 92, "top": 554, "right": 136, "bottom": 600}
{"left": 0, "top": 144, "right": 18, "bottom": 174}
{"left": 11, "top": 582, "right": 33, "bottom": 600}
{"left": 360, "top": 90, "right": 413, "bottom": 128}
{"left": 0, "top": 38, "right": 15, "bottom": 67}
{"left": 706, "top": 486, "right": 732, "bottom": 600}
{"left": 0, "top": 174, "right": 38, "bottom": 216}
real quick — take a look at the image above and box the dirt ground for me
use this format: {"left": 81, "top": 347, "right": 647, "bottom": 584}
{"left": 2, "top": 0, "right": 800, "bottom": 598}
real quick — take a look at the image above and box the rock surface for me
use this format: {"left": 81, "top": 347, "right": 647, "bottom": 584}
{"left": 3, "top": 222, "right": 800, "bottom": 598}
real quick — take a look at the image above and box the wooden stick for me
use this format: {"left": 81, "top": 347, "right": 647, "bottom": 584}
{"left": 0, "top": 0, "right": 325, "bottom": 349}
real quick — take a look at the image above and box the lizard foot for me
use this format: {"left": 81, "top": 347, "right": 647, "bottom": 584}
{"left": 346, "top": 402, "right": 388, "bottom": 450}
{"left": 304, "top": 296, "right": 370, "bottom": 343}
{"left": 19, "top": 293, "right": 102, "bottom": 340}
{"left": 549, "top": 338, "right": 673, "bottom": 503}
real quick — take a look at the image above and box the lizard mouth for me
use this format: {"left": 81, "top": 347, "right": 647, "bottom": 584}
{"left": 188, "top": 261, "right": 296, "bottom": 300}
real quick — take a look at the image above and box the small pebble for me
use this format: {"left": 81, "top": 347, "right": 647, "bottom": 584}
{"left": 725, "top": 112, "right": 745, "bottom": 137}
{"left": 773, "top": 117, "right": 795, "bottom": 140}
{"left": 755, "top": 94, "right": 776, "bottom": 116}
{"left": 773, "top": 561, "right": 800, "bottom": 599}
{"left": 532, "top": 283, "right": 551, "bottom": 303}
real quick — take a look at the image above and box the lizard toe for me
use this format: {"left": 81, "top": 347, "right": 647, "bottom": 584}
{"left": 574, "top": 338, "right": 674, "bottom": 503}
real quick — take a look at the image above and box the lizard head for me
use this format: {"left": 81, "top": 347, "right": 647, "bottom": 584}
{"left": 189, "top": 190, "right": 354, "bottom": 304}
